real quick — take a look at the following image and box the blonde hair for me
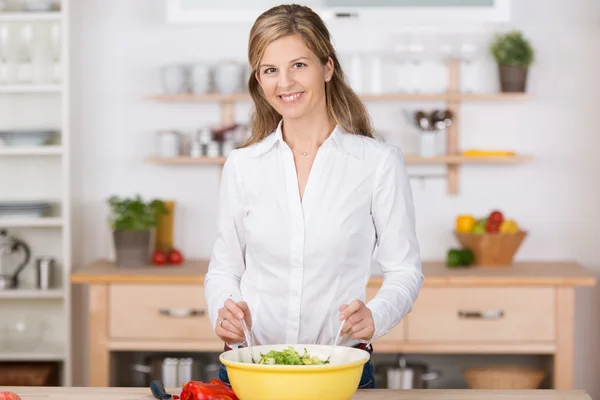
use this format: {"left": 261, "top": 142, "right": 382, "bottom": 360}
{"left": 241, "top": 4, "right": 374, "bottom": 148}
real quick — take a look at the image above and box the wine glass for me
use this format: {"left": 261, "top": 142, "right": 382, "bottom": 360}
{"left": 18, "top": 23, "right": 33, "bottom": 83}
{"left": 50, "top": 23, "right": 61, "bottom": 82}
{"left": 0, "top": 25, "right": 9, "bottom": 84}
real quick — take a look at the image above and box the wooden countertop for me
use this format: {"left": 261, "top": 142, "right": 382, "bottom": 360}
{"left": 2, "top": 387, "right": 592, "bottom": 400}
{"left": 70, "top": 259, "right": 596, "bottom": 287}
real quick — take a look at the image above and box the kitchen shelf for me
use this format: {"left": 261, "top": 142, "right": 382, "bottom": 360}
{"left": 0, "top": 217, "right": 64, "bottom": 228}
{"left": 145, "top": 156, "right": 227, "bottom": 165}
{"left": 144, "top": 154, "right": 532, "bottom": 166}
{"left": 0, "top": 84, "right": 62, "bottom": 93}
{"left": 0, "top": 12, "right": 62, "bottom": 22}
{"left": 145, "top": 59, "right": 532, "bottom": 195}
{"left": 0, "top": 342, "right": 65, "bottom": 361}
{"left": 146, "top": 91, "right": 530, "bottom": 103}
{"left": 0, "top": 289, "right": 64, "bottom": 299}
{"left": 0, "top": 145, "right": 63, "bottom": 156}
{"left": 0, "top": 0, "right": 72, "bottom": 386}
{"left": 405, "top": 154, "right": 533, "bottom": 164}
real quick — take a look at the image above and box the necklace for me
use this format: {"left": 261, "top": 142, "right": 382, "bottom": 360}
{"left": 291, "top": 147, "right": 318, "bottom": 156}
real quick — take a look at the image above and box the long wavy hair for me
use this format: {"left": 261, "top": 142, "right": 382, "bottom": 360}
{"left": 241, "top": 4, "right": 374, "bottom": 148}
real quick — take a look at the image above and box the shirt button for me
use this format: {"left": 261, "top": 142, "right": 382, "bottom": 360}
{"left": 294, "top": 259, "right": 300, "bottom": 264}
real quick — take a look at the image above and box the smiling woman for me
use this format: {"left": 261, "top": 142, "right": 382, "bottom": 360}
{"left": 203, "top": 3, "right": 424, "bottom": 394}
{"left": 244, "top": 4, "right": 374, "bottom": 147}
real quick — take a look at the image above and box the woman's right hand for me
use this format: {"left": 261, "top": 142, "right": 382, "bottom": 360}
{"left": 215, "top": 298, "right": 252, "bottom": 344}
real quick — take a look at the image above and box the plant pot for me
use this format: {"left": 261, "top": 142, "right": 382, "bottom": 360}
{"left": 113, "top": 230, "right": 152, "bottom": 267}
{"left": 498, "top": 65, "right": 528, "bottom": 93}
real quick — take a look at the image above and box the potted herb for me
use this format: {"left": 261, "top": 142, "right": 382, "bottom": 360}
{"left": 107, "top": 195, "right": 168, "bottom": 267}
{"left": 489, "top": 30, "right": 535, "bottom": 92}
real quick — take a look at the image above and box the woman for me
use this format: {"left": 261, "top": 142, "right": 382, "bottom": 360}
{"left": 204, "top": 4, "right": 423, "bottom": 389}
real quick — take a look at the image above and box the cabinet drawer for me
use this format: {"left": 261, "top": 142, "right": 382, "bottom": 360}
{"left": 407, "top": 287, "right": 555, "bottom": 342}
{"left": 109, "top": 284, "right": 215, "bottom": 340}
{"left": 366, "top": 287, "right": 405, "bottom": 342}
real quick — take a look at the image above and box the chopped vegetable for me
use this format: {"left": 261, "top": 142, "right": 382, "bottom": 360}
{"left": 180, "top": 379, "right": 238, "bottom": 400}
{"left": 258, "top": 346, "right": 329, "bottom": 365}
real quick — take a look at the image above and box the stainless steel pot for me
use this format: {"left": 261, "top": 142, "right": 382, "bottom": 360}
{"left": 131, "top": 356, "right": 216, "bottom": 387}
{"left": 376, "top": 357, "right": 441, "bottom": 389}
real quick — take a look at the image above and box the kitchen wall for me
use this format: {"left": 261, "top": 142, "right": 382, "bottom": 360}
{"left": 69, "top": 0, "right": 600, "bottom": 395}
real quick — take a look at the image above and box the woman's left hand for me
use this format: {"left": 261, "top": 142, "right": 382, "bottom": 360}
{"left": 338, "top": 300, "right": 375, "bottom": 342}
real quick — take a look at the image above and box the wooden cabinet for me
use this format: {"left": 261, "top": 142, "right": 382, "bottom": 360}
{"left": 406, "top": 287, "right": 555, "bottom": 342}
{"left": 71, "top": 260, "right": 595, "bottom": 389}
{"left": 108, "top": 284, "right": 212, "bottom": 341}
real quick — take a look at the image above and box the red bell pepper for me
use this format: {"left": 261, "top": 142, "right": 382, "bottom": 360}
{"left": 180, "top": 379, "right": 239, "bottom": 400}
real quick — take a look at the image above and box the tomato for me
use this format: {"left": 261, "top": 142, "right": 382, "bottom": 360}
{"left": 168, "top": 249, "right": 184, "bottom": 265}
{"left": 488, "top": 210, "right": 504, "bottom": 224}
{"left": 180, "top": 379, "right": 238, "bottom": 400}
{"left": 0, "top": 392, "right": 21, "bottom": 400}
{"left": 152, "top": 250, "right": 167, "bottom": 266}
{"left": 485, "top": 219, "right": 501, "bottom": 233}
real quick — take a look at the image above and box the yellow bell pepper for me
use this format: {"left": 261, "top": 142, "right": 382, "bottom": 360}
{"left": 456, "top": 215, "right": 476, "bottom": 232}
{"left": 500, "top": 219, "right": 519, "bottom": 234}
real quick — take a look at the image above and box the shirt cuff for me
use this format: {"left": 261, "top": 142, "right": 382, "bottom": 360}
{"left": 225, "top": 339, "right": 247, "bottom": 349}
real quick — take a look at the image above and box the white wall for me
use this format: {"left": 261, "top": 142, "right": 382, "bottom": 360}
{"left": 69, "top": 0, "right": 600, "bottom": 394}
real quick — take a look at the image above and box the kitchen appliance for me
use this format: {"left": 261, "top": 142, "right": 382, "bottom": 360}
{"left": 0, "top": 229, "right": 31, "bottom": 290}
{"left": 376, "top": 357, "right": 441, "bottom": 389}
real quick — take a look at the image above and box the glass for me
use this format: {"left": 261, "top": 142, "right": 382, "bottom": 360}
{"left": 0, "top": 24, "right": 9, "bottom": 84}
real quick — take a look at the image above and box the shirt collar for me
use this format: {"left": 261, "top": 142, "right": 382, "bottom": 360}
{"left": 249, "top": 119, "right": 363, "bottom": 160}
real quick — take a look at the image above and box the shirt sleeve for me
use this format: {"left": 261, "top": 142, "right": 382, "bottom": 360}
{"left": 366, "top": 145, "right": 424, "bottom": 341}
{"left": 204, "top": 151, "right": 246, "bottom": 335}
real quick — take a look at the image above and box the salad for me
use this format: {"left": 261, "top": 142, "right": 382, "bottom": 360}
{"left": 258, "top": 346, "right": 329, "bottom": 365}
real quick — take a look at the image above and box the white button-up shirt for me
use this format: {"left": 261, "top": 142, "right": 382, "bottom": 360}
{"left": 204, "top": 121, "right": 423, "bottom": 347}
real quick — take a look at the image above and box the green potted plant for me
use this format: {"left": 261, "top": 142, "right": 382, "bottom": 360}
{"left": 107, "top": 194, "right": 168, "bottom": 267}
{"left": 489, "top": 30, "right": 535, "bottom": 92}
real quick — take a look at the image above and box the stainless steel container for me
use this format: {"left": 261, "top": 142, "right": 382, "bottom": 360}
{"left": 377, "top": 357, "right": 441, "bottom": 389}
{"left": 35, "top": 257, "right": 54, "bottom": 290}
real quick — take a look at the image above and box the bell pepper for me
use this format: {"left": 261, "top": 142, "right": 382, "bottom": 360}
{"left": 446, "top": 248, "right": 474, "bottom": 268}
{"left": 180, "top": 379, "right": 239, "bottom": 400}
{"left": 455, "top": 215, "right": 476, "bottom": 232}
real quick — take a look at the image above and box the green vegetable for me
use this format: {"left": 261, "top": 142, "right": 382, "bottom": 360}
{"left": 258, "top": 346, "right": 329, "bottom": 365}
{"left": 446, "top": 248, "right": 475, "bottom": 268}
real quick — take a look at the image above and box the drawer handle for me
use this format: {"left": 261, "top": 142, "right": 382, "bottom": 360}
{"left": 159, "top": 308, "right": 205, "bottom": 317}
{"left": 458, "top": 310, "right": 504, "bottom": 319}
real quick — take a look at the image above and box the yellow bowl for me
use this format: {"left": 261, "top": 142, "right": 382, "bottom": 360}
{"left": 219, "top": 344, "right": 370, "bottom": 400}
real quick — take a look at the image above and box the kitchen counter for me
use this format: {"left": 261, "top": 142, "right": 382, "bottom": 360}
{"left": 2, "top": 387, "right": 592, "bottom": 400}
{"left": 70, "top": 259, "right": 596, "bottom": 389}
{"left": 70, "top": 259, "right": 596, "bottom": 287}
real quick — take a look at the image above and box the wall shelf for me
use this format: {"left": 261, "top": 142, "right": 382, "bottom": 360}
{"left": 144, "top": 154, "right": 532, "bottom": 166}
{"left": 0, "top": 342, "right": 65, "bottom": 361}
{"left": 0, "top": 145, "right": 63, "bottom": 156}
{"left": 0, "top": 217, "right": 64, "bottom": 228}
{"left": 0, "top": 12, "right": 62, "bottom": 22}
{"left": 0, "top": 289, "right": 65, "bottom": 299}
{"left": 0, "top": 84, "right": 62, "bottom": 93}
{"left": 146, "top": 91, "right": 530, "bottom": 103}
{"left": 145, "top": 59, "right": 532, "bottom": 194}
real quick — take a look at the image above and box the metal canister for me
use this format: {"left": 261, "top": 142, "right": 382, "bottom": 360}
{"left": 36, "top": 257, "right": 54, "bottom": 290}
